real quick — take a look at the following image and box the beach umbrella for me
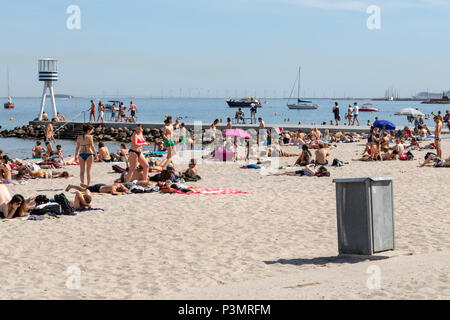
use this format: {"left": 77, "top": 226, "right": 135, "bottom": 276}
{"left": 222, "top": 129, "right": 251, "bottom": 138}
{"left": 373, "top": 120, "right": 396, "bottom": 131}
{"left": 394, "top": 108, "right": 424, "bottom": 117}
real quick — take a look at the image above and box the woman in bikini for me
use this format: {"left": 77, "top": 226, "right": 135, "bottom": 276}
{"left": 123, "top": 124, "right": 150, "bottom": 183}
{"left": 74, "top": 124, "right": 98, "bottom": 187}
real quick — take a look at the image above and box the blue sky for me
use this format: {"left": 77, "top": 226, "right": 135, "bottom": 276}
{"left": 0, "top": 0, "right": 449, "bottom": 97}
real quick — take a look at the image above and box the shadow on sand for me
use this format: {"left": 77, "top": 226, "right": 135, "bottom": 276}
{"left": 264, "top": 255, "right": 389, "bottom": 267}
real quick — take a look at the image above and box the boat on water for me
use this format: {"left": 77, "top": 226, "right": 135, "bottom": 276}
{"left": 4, "top": 67, "right": 14, "bottom": 109}
{"left": 226, "top": 97, "right": 262, "bottom": 108}
{"left": 421, "top": 92, "right": 450, "bottom": 104}
{"left": 359, "top": 102, "right": 379, "bottom": 112}
{"left": 287, "top": 66, "right": 318, "bottom": 110}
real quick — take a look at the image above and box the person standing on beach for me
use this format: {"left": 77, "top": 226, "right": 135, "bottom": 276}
{"left": 129, "top": 101, "right": 137, "bottom": 123}
{"left": 98, "top": 101, "right": 105, "bottom": 123}
{"left": 352, "top": 102, "right": 360, "bottom": 126}
{"left": 333, "top": 102, "right": 340, "bottom": 126}
{"left": 123, "top": 124, "right": 150, "bottom": 183}
{"left": 45, "top": 118, "right": 57, "bottom": 155}
{"left": 347, "top": 104, "right": 353, "bottom": 126}
{"left": 250, "top": 103, "right": 257, "bottom": 124}
{"left": 226, "top": 117, "right": 233, "bottom": 129}
{"left": 434, "top": 115, "right": 443, "bottom": 159}
{"left": 74, "top": 124, "right": 98, "bottom": 187}
{"left": 120, "top": 102, "right": 126, "bottom": 122}
{"left": 162, "top": 116, "right": 175, "bottom": 164}
{"left": 111, "top": 102, "right": 117, "bottom": 122}
{"left": 89, "top": 100, "right": 96, "bottom": 122}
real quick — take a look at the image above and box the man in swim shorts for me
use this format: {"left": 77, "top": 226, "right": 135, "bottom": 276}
{"left": 163, "top": 116, "right": 175, "bottom": 161}
{"left": 434, "top": 115, "right": 443, "bottom": 159}
{"left": 66, "top": 183, "right": 130, "bottom": 195}
{"left": 45, "top": 118, "right": 57, "bottom": 155}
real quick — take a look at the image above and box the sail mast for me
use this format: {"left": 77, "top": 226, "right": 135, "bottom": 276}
{"left": 298, "top": 66, "right": 301, "bottom": 100}
{"left": 7, "top": 66, "right": 10, "bottom": 97}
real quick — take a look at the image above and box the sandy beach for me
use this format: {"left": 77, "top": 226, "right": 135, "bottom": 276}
{"left": 1, "top": 137, "right": 449, "bottom": 300}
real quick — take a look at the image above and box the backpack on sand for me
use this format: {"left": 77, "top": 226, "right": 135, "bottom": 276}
{"left": 54, "top": 193, "right": 76, "bottom": 215}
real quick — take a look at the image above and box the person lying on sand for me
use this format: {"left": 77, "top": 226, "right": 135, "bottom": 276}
{"left": 267, "top": 142, "right": 300, "bottom": 157}
{"left": 419, "top": 153, "right": 450, "bottom": 167}
{"left": 273, "top": 164, "right": 328, "bottom": 177}
{"left": 405, "top": 137, "right": 421, "bottom": 151}
{"left": 66, "top": 183, "right": 130, "bottom": 195}
{"left": 71, "top": 190, "right": 92, "bottom": 210}
{"left": 0, "top": 194, "right": 35, "bottom": 219}
{"left": 16, "top": 167, "right": 73, "bottom": 179}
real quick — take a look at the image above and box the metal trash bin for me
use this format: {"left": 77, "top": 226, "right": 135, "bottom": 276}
{"left": 333, "top": 177, "right": 395, "bottom": 255}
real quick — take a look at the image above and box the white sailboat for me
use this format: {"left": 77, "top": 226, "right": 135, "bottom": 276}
{"left": 4, "top": 67, "right": 14, "bottom": 109}
{"left": 287, "top": 66, "right": 318, "bottom": 110}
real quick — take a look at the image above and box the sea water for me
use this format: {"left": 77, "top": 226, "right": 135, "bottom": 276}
{"left": 0, "top": 97, "right": 445, "bottom": 158}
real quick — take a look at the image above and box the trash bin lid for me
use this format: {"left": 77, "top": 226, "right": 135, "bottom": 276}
{"left": 333, "top": 177, "right": 394, "bottom": 183}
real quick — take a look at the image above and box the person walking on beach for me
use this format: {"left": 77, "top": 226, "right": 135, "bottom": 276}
{"left": 45, "top": 118, "right": 57, "bottom": 155}
{"left": 89, "top": 100, "right": 96, "bottom": 122}
{"left": 98, "top": 101, "right": 105, "bottom": 123}
{"left": 74, "top": 124, "right": 98, "bottom": 187}
{"left": 129, "top": 101, "right": 137, "bottom": 122}
{"left": 347, "top": 104, "right": 353, "bottom": 126}
{"left": 352, "top": 102, "right": 360, "bottom": 126}
{"left": 97, "top": 100, "right": 104, "bottom": 122}
{"left": 250, "top": 103, "right": 257, "bottom": 124}
{"left": 162, "top": 116, "right": 175, "bottom": 163}
{"left": 333, "top": 102, "right": 340, "bottom": 126}
{"left": 258, "top": 117, "right": 266, "bottom": 146}
{"left": 123, "top": 124, "right": 150, "bottom": 183}
{"left": 434, "top": 115, "right": 443, "bottom": 159}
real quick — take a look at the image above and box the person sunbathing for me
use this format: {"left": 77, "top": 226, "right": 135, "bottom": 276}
{"left": 66, "top": 183, "right": 130, "bottom": 195}
{"left": 0, "top": 155, "right": 12, "bottom": 182}
{"left": 0, "top": 194, "right": 35, "bottom": 219}
{"left": 71, "top": 190, "right": 92, "bottom": 210}
{"left": 392, "top": 138, "right": 405, "bottom": 155}
{"left": 406, "top": 137, "right": 421, "bottom": 151}
{"left": 315, "top": 143, "right": 330, "bottom": 165}
{"left": 381, "top": 149, "right": 399, "bottom": 161}
{"left": 294, "top": 145, "right": 313, "bottom": 166}
{"left": 273, "top": 164, "right": 328, "bottom": 177}
{"left": 98, "top": 142, "right": 112, "bottom": 162}
{"left": 267, "top": 142, "right": 299, "bottom": 157}
{"left": 420, "top": 153, "right": 450, "bottom": 167}
{"left": 183, "top": 159, "right": 198, "bottom": 176}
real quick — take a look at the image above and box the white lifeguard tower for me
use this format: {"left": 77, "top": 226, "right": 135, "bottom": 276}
{"left": 38, "top": 58, "right": 58, "bottom": 120}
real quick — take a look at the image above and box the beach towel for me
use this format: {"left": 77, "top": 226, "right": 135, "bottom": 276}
{"left": 241, "top": 164, "right": 261, "bottom": 169}
{"left": 168, "top": 188, "right": 248, "bottom": 195}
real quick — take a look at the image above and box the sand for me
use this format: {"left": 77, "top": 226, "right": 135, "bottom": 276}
{"left": 0, "top": 137, "right": 449, "bottom": 299}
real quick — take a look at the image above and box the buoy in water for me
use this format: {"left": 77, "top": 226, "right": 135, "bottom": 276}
{"left": 275, "top": 112, "right": 278, "bottom": 116}
{"left": 9, "top": 117, "right": 13, "bottom": 121}
{"left": 165, "top": 114, "right": 168, "bottom": 118}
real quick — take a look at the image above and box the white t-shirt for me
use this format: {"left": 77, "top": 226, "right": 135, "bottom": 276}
{"left": 353, "top": 105, "right": 359, "bottom": 115}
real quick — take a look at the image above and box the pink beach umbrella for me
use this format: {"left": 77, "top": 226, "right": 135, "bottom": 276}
{"left": 222, "top": 129, "right": 251, "bottom": 139}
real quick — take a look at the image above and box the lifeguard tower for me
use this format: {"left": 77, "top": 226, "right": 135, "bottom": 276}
{"left": 38, "top": 58, "right": 58, "bottom": 120}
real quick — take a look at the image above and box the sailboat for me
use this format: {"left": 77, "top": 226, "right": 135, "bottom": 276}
{"left": 4, "top": 67, "right": 14, "bottom": 109}
{"left": 287, "top": 66, "right": 318, "bottom": 110}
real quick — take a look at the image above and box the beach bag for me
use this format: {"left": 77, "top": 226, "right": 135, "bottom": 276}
{"left": 54, "top": 193, "right": 76, "bottom": 215}
{"left": 35, "top": 195, "right": 49, "bottom": 206}
{"left": 332, "top": 158, "right": 344, "bottom": 167}
{"left": 30, "top": 202, "right": 61, "bottom": 216}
